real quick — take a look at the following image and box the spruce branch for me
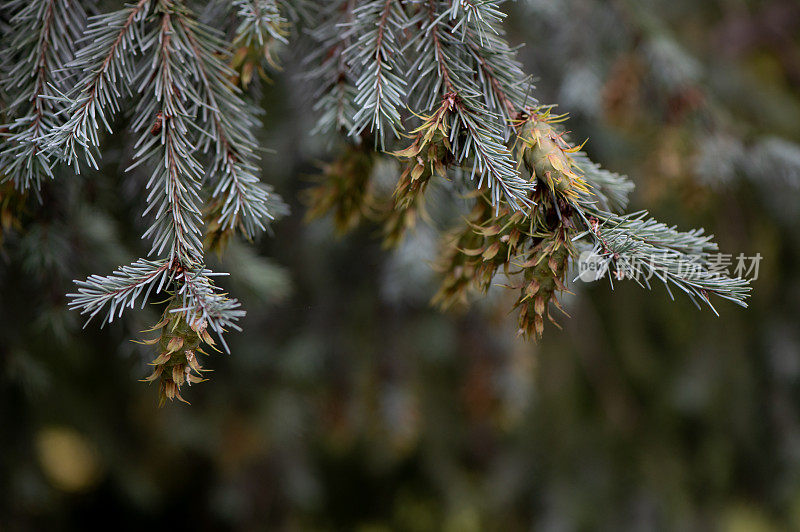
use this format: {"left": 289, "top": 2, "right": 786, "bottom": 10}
{"left": 346, "top": 0, "right": 408, "bottom": 146}
{"left": 68, "top": 259, "right": 242, "bottom": 356}
{"left": 175, "top": 8, "right": 285, "bottom": 242}
{"left": 228, "top": 0, "right": 289, "bottom": 87}
{"left": 0, "top": 0, "right": 87, "bottom": 192}
{"left": 44, "top": 0, "right": 152, "bottom": 170}
{"left": 406, "top": 0, "right": 534, "bottom": 210}
{"left": 68, "top": 259, "right": 171, "bottom": 326}
{"left": 0, "top": 0, "right": 757, "bottom": 399}
{"left": 573, "top": 208, "right": 751, "bottom": 312}
{"left": 56, "top": 0, "right": 284, "bottom": 383}
{"left": 449, "top": 0, "right": 529, "bottom": 123}
{"left": 430, "top": 108, "right": 750, "bottom": 339}
{"left": 516, "top": 109, "right": 749, "bottom": 313}
{"left": 233, "top": 0, "right": 288, "bottom": 49}
{"left": 299, "top": 0, "right": 753, "bottom": 338}
{"left": 130, "top": 0, "right": 204, "bottom": 266}
{"left": 306, "top": 0, "right": 359, "bottom": 136}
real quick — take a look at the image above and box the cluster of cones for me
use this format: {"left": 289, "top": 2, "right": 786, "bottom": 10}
{"left": 432, "top": 108, "right": 588, "bottom": 339}
{"left": 304, "top": 100, "right": 594, "bottom": 340}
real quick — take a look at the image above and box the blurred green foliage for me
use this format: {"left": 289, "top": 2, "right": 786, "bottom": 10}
{"left": 2, "top": 0, "right": 800, "bottom": 530}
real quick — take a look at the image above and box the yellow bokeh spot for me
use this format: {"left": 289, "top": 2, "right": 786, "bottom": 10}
{"left": 35, "top": 426, "right": 103, "bottom": 493}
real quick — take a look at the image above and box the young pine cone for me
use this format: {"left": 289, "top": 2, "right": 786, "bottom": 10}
{"left": 303, "top": 146, "right": 378, "bottom": 235}
{"left": 386, "top": 95, "right": 455, "bottom": 247}
{"left": 514, "top": 231, "right": 572, "bottom": 339}
{"left": 514, "top": 110, "right": 589, "bottom": 201}
{"left": 140, "top": 299, "right": 216, "bottom": 406}
{"left": 431, "top": 200, "right": 494, "bottom": 309}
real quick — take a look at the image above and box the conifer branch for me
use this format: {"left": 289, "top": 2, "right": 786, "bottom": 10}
{"left": 0, "top": 0, "right": 758, "bottom": 398}
{"left": 0, "top": 0, "right": 87, "bottom": 191}
{"left": 58, "top": 0, "right": 275, "bottom": 370}
{"left": 131, "top": 1, "right": 204, "bottom": 266}
{"left": 233, "top": 0, "right": 288, "bottom": 49}
{"left": 346, "top": 0, "right": 408, "bottom": 146}
{"left": 175, "top": 269, "right": 245, "bottom": 342}
{"left": 176, "top": 10, "right": 284, "bottom": 240}
{"left": 573, "top": 208, "right": 751, "bottom": 311}
{"left": 405, "top": 0, "right": 534, "bottom": 210}
{"left": 68, "top": 259, "right": 171, "bottom": 326}
{"left": 450, "top": 0, "right": 529, "bottom": 123}
{"left": 45, "top": 0, "right": 152, "bottom": 170}
{"left": 68, "top": 259, "right": 243, "bottom": 353}
{"left": 307, "top": 0, "right": 359, "bottom": 136}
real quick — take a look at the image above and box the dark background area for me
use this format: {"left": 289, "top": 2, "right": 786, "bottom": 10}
{"left": 2, "top": 0, "right": 800, "bottom": 530}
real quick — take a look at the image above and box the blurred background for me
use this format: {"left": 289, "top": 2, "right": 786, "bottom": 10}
{"left": 2, "top": 0, "right": 800, "bottom": 529}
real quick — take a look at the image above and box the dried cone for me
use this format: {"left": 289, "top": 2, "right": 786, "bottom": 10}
{"left": 386, "top": 94, "right": 455, "bottom": 247}
{"left": 432, "top": 200, "right": 493, "bottom": 309}
{"left": 469, "top": 206, "right": 530, "bottom": 293}
{"left": 514, "top": 230, "right": 572, "bottom": 339}
{"left": 303, "top": 145, "right": 378, "bottom": 234}
{"left": 141, "top": 299, "right": 216, "bottom": 406}
{"left": 203, "top": 198, "right": 235, "bottom": 256}
{"left": 508, "top": 110, "right": 587, "bottom": 338}
{"left": 433, "top": 108, "right": 588, "bottom": 338}
{"left": 433, "top": 195, "right": 533, "bottom": 309}
{"left": 229, "top": 17, "right": 287, "bottom": 89}
{"left": 0, "top": 181, "right": 25, "bottom": 248}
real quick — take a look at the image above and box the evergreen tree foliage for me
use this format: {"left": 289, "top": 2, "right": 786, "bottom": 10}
{"left": 1, "top": 0, "right": 753, "bottom": 403}
{"left": 3, "top": 0, "right": 800, "bottom": 529}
